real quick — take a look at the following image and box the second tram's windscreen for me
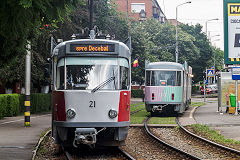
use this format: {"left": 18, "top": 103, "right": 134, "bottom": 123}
{"left": 56, "top": 57, "right": 129, "bottom": 90}
{"left": 146, "top": 71, "right": 181, "bottom": 86}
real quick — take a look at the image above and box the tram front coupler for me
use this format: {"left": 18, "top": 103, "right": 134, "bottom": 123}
{"left": 73, "top": 127, "right": 106, "bottom": 147}
{"left": 152, "top": 104, "right": 168, "bottom": 112}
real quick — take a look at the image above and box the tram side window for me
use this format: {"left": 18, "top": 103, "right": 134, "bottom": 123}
{"left": 146, "top": 71, "right": 151, "bottom": 86}
{"left": 57, "top": 66, "right": 64, "bottom": 90}
{"left": 120, "top": 66, "right": 129, "bottom": 89}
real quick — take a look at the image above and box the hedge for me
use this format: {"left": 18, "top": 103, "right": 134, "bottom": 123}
{"left": 131, "top": 89, "right": 143, "bottom": 98}
{"left": 192, "top": 86, "right": 200, "bottom": 94}
{"left": 0, "top": 93, "right": 51, "bottom": 119}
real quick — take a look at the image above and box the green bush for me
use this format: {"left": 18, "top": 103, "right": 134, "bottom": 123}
{"left": 6, "top": 94, "right": 20, "bottom": 116}
{"left": 131, "top": 89, "right": 143, "bottom": 98}
{"left": 0, "top": 94, "right": 8, "bottom": 119}
{"left": 192, "top": 86, "right": 200, "bottom": 94}
{"left": 31, "top": 93, "right": 51, "bottom": 113}
{"left": 0, "top": 93, "right": 51, "bottom": 119}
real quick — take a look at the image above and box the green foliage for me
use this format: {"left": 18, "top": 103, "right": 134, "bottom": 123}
{"left": 192, "top": 86, "right": 200, "bottom": 93}
{"left": 31, "top": 93, "right": 51, "bottom": 113}
{"left": 131, "top": 89, "right": 143, "bottom": 98}
{"left": 180, "top": 24, "right": 212, "bottom": 82}
{"left": 0, "top": 94, "right": 8, "bottom": 119}
{"left": 130, "top": 19, "right": 201, "bottom": 84}
{"left": 0, "top": 93, "right": 51, "bottom": 119}
{"left": 0, "top": 0, "right": 83, "bottom": 67}
{"left": 6, "top": 94, "right": 20, "bottom": 116}
{"left": 0, "top": 94, "right": 20, "bottom": 118}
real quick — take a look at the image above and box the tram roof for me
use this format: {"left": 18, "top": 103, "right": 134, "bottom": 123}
{"left": 145, "top": 62, "right": 184, "bottom": 70}
{"left": 53, "top": 39, "right": 131, "bottom": 59}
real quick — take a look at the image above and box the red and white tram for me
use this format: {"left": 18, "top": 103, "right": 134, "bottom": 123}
{"left": 51, "top": 38, "right": 131, "bottom": 147}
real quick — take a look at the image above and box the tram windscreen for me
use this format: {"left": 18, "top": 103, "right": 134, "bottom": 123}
{"left": 146, "top": 70, "right": 181, "bottom": 86}
{"left": 56, "top": 57, "right": 129, "bottom": 90}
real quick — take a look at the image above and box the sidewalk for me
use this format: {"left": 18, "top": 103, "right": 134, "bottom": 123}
{"left": 0, "top": 113, "right": 51, "bottom": 160}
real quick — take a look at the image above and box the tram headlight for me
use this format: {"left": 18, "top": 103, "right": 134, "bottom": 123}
{"left": 108, "top": 109, "right": 118, "bottom": 119}
{"left": 66, "top": 109, "right": 76, "bottom": 119}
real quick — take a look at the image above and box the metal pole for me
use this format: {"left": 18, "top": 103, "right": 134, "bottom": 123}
{"left": 235, "top": 80, "right": 238, "bottom": 115}
{"left": 175, "top": 6, "right": 178, "bottom": 63}
{"left": 25, "top": 41, "right": 31, "bottom": 127}
{"left": 89, "top": 0, "right": 93, "bottom": 30}
{"left": 204, "top": 78, "right": 206, "bottom": 102}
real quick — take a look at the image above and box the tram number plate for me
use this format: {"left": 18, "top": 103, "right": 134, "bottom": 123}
{"left": 89, "top": 101, "right": 96, "bottom": 108}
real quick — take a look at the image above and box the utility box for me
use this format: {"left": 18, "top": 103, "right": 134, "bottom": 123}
{"left": 229, "top": 107, "right": 236, "bottom": 114}
{"left": 230, "top": 93, "right": 236, "bottom": 107}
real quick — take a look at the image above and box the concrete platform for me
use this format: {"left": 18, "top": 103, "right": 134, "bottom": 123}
{"left": 0, "top": 113, "right": 51, "bottom": 160}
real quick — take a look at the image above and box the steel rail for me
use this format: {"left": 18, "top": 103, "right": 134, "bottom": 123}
{"left": 61, "top": 145, "right": 72, "bottom": 160}
{"left": 176, "top": 117, "right": 240, "bottom": 155}
{"left": 144, "top": 117, "right": 201, "bottom": 160}
{"left": 118, "top": 147, "right": 136, "bottom": 160}
{"left": 130, "top": 108, "right": 145, "bottom": 115}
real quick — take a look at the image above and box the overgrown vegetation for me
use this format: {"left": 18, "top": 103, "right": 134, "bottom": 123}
{"left": 131, "top": 89, "right": 143, "bottom": 98}
{"left": 190, "top": 124, "right": 240, "bottom": 146}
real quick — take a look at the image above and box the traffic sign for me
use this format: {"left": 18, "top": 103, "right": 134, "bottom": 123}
{"left": 232, "top": 67, "right": 240, "bottom": 80}
{"left": 206, "top": 69, "right": 214, "bottom": 77}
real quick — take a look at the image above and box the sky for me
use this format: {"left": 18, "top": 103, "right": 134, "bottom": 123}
{"left": 157, "top": 0, "right": 224, "bottom": 50}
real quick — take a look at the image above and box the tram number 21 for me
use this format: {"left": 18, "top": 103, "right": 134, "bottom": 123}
{"left": 89, "top": 101, "right": 96, "bottom": 108}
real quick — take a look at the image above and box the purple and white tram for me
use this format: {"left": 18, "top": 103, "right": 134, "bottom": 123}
{"left": 145, "top": 62, "right": 192, "bottom": 115}
{"left": 51, "top": 39, "right": 131, "bottom": 147}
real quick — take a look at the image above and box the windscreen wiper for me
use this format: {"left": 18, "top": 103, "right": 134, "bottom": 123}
{"left": 91, "top": 76, "right": 115, "bottom": 93}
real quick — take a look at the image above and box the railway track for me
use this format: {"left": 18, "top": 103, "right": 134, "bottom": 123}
{"left": 176, "top": 117, "right": 240, "bottom": 159}
{"left": 144, "top": 117, "right": 201, "bottom": 160}
{"left": 62, "top": 145, "right": 135, "bottom": 160}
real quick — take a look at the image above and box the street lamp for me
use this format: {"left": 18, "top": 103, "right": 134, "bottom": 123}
{"left": 212, "top": 38, "right": 220, "bottom": 84}
{"left": 175, "top": 1, "right": 191, "bottom": 63}
{"left": 205, "top": 18, "right": 218, "bottom": 39}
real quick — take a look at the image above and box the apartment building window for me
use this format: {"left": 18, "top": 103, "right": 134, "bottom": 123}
{"left": 131, "top": 3, "right": 145, "bottom": 13}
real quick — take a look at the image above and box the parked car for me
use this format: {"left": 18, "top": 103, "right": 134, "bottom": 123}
{"left": 208, "top": 84, "right": 218, "bottom": 93}
{"left": 201, "top": 85, "right": 213, "bottom": 94}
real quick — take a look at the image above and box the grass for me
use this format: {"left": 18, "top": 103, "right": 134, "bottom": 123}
{"left": 191, "top": 102, "right": 205, "bottom": 107}
{"left": 149, "top": 117, "right": 176, "bottom": 124}
{"left": 130, "top": 102, "right": 150, "bottom": 124}
{"left": 190, "top": 124, "right": 240, "bottom": 145}
{"left": 36, "top": 128, "right": 51, "bottom": 156}
{"left": 130, "top": 102, "right": 176, "bottom": 124}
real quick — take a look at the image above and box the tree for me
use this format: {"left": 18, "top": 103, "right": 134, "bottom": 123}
{"left": 0, "top": 0, "right": 82, "bottom": 68}
{"left": 130, "top": 19, "right": 201, "bottom": 84}
{"left": 180, "top": 23, "right": 213, "bottom": 82}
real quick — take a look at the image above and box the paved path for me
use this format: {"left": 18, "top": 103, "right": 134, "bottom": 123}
{"left": 0, "top": 113, "right": 51, "bottom": 160}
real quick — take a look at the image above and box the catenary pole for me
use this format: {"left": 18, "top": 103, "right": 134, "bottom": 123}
{"left": 25, "top": 41, "right": 31, "bottom": 127}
